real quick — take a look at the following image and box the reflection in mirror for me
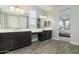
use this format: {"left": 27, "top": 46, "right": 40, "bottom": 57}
{"left": 48, "top": 21, "right": 51, "bottom": 27}
{"left": 65, "top": 20, "right": 70, "bottom": 29}
{"left": 59, "top": 8, "right": 70, "bottom": 38}
{"left": 17, "top": 16, "right": 27, "bottom": 29}
{"left": 44, "top": 21, "right": 47, "bottom": 27}
{"left": 44, "top": 21, "right": 51, "bottom": 27}
{"left": 7, "top": 15, "right": 18, "bottom": 29}
{"left": 37, "top": 18, "right": 41, "bottom": 28}
{"left": 0, "top": 13, "right": 28, "bottom": 29}
{"left": 0, "top": 13, "right": 3, "bottom": 29}
{"left": 0, "top": 6, "right": 29, "bottom": 30}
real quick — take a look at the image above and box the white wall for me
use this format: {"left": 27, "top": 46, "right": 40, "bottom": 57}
{"left": 51, "top": 7, "right": 60, "bottom": 40}
{"left": 70, "top": 6, "right": 79, "bottom": 45}
{"left": 46, "top": 14, "right": 57, "bottom": 39}
{"left": 52, "top": 16, "right": 59, "bottom": 40}
{"left": 29, "top": 9, "right": 37, "bottom": 29}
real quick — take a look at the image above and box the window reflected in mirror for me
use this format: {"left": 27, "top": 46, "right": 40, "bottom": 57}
{"left": 37, "top": 18, "right": 41, "bottom": 28}
{"left": 65, "top": 20, "right": 70, "bottom": 29}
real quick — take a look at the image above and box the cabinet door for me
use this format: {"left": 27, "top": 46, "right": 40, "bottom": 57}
{"left": 10, "top": 33, "right": 16, "bottom": 50}
{"left": 25, "top": 32, "right": 31, "bottom": 46}
{"left": 0, "top": 33, "right": 12, "bottom": 53}
{"left": 43, "top": 31, "right": 48, "bottom": 40}
{"left": 38, "top": 32, "right": 44, "bottom": 41}
{"left": 15, "top": 32, "right": 26, "bottom": 48}
{"left": 49, "top": 30, "right": 52, "bottom": 39}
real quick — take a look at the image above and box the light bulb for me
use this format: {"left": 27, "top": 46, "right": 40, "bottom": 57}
{"left": 43, "top": 16, "right": 47, "bottom": 19}
{"left": 66, "top": 21, "right": 69, "bottom": 25}
{"left": 20, "top": 9, "right": 25, "bottom": 14}
{"left": 16, "top": 8, "right": 20, "bottom": 13}
{"left": 39, "top": 15, "right": 44, "bottom": 18}
{"left": 9, "top": 6, "right": 15, "bottom": 11}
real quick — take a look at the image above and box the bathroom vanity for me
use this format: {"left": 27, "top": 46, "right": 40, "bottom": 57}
{"left": 0, "top": 29, "right": 52, "bottom": 53}
{"left": 38, "top": 30, "right": 52, "bottom": 41}
{"left": 0, "top": 29, "right": 31, "bottom": 53}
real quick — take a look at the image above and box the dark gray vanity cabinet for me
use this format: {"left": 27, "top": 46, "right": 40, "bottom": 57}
{"left": 14, "top": 32, "right": 27, "bottom": 49}
{"left": 38, "top": 32, "right": 44, "bottom": 41}
{"left": 43, "top": 30, "right": 49, "bottom": 40}
{"left": 10, "top": 31, "right": 32, "bottom": 50}
{"left": 0, "top": 31, "right": 32, "bottom": 53}
{"left": 47, "top": 30, "right": 52, "bottom": 39}
{"left": 14, "top": 31, "right": 31, "bottom": 49}
{"left": 25, "top": 31, "right": 31, "bottom": 46}
{"left": 0, "top": 33, "right": 13, "bottom": 53}
{"left": 49, "top": 30, "right": 52, "bottom": 39}
{"left": 38, "top": 30, "right": 52, "bottom": 41}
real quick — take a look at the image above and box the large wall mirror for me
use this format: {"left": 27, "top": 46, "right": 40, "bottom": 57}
{"left": 0, "top": 6, "right": 29, "bottom": 30}
{"left": 59, "top": 8, "right": 70, "bottom": 37}
{"left": 44, "top": 21, "right": 51, "bottom": 28}
{"left": 7, "top": 15, "right": 28, "bottom": 29}
{"left": 7, "top": 15, "right": 18, "bottom": 29}
{"left": 0, "top": 12, "right": 29, "bottom": 29}
{"left": 17, "top": 16, "right": 28, "bottom": 29}
{"left": 0, "top": 13, "right": 4, "bottom": 29}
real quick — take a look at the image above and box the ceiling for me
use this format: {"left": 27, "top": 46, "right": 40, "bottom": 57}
{"left": 36, "top": 5, "right": 55, "bottom": 13}
{"left": 35, "top": 5, "right": 61, "bottom": 14}
{"left": 17, "top": 5, "right": 60, "bottom": 14}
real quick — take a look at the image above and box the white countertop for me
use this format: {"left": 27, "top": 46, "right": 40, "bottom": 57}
{"left": 31, "top": 28, "right": 43, "bottom": 33}
{"left": 31, "top": 28, "right": 52, "bottom": 33}
{"left": 44, "top": 28, "right": 52, "bottom": 30}
{"left": 0, "top": 28, "right": 52, "bottom": 33}
{"left": 0, "top": 29, "right": 31, "bottom": 33}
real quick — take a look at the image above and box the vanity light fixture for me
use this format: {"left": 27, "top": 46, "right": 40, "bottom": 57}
{"left": 16, "top": 8, "right": 20, "bottom": 13}
{"left": 9, "top": 6, "right": 15, "bottom": 11}
{"left": 9, "top": 6, "right": 25, "bottom": 14}
{"left": 66, "top": 21, "right": 69, "bottom": 25}
{"left": 43, "top": 16, "right": 47, "bottom": 19}
{"left": 20, "top": 9, "right": 25, "bottom": 14}
{"left": 39, "top": 15, "right": 47, "bottom": 19}
{"left": 46, "top": 18, "right": 51, "bottom": 21}
{"left": 39, "top": 15, "right": 44, "bottom": 18}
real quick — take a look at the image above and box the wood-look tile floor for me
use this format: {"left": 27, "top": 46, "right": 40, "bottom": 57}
{"left": 7, "top": 39, "right": 79, "bottom": 54}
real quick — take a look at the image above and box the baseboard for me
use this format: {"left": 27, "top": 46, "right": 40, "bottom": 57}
{"left": 32, "top": 39, "right": 38, "bottom": 42}
{"left": 51, "top": 38, "right": 59, "bottom": 40}
{"left": 70, "top": 41, "right": 79, "bottom": 45}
